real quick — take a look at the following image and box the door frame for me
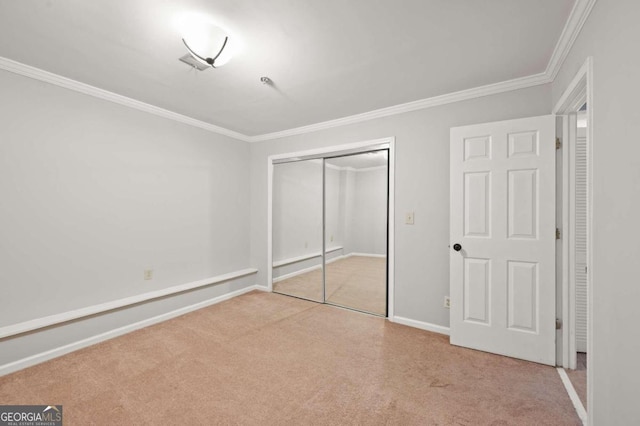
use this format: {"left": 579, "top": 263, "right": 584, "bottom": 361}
{"left": 553, "top": 56, "right": 594, "bottom": 419}
{"left": 267, "top": 137, "right": 396, "bottom": 318}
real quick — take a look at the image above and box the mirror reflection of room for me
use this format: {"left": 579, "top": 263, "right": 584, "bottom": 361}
{"left": 272, "top": 159, "right": 324, "bottom": 302}
{"left": 324, "top": 151, "right": 388, "bottom": 315}
{"left": 271, "top": 150, "right": 388, "bottom": 316}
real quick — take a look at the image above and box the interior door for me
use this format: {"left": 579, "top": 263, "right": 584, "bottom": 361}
{"left": 449, "top": 115, "right": 556, "bottom": 365}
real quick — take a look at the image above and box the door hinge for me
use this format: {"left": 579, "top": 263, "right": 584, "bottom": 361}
{"left": 556, "top": 228, "right": 561, "bottom": 240}
{"left": 556, "top": 319, "right": 562, "bottom": 330}
{"left": 556, "top": 138, "right": 562, "bottom": 149}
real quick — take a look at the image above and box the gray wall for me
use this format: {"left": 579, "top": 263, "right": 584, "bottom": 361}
{"left": 250, "top": 84, "right": 552, "bottom": 327}
{"left": 552, "top": 0, "right": 640, "bottom": 422}
{"left": 348, "top": 168, "right": 387, "bottom": 255}
{"left": 272, "top": 160, "right": 324, "bottom": 263}
{"left": 0, "top": 69, "right": 252, "bottom": 328}
{"left": 272, "top": 162, "right": 387, "bottom": 265}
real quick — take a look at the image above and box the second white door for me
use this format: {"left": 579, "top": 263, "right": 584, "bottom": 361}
{"left": 450, "top": 115, "right": 556, "bottom": 365}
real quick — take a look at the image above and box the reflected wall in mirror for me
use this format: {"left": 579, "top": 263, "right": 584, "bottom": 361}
{"left": 272, "top": 160, "right": 324, "bottom": 302}
{"left": 324, "top": 150, "right": 388, "bottom": 315}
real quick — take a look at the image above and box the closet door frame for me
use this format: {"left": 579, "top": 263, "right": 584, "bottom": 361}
{"left": 267, "top": 137, "right": 395, "bottom": 318}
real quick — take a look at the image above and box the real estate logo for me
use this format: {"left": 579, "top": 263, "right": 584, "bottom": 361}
{"left": 0, "top": 405, "right": 62, "bottom": 426}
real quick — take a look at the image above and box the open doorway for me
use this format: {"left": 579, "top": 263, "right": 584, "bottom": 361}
{"left": 564, "top": 104, "right": 589, "bottom": 410}
{"left": 554, "top": 57, "right": 593, "bottom": 424}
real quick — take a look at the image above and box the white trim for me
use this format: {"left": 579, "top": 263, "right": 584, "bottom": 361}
{"left": 267, "top": 154, "right": 274, "bottom": 291}
{"left": 272, "top": 246, "right": 343, "bottom": 268}
{"left": 351, "top": 165, "right": 388, "bottom": 173}
{"left": 561, "top": 114, "right": 571, "bottom": 369}
{"left": 0, "top": 1, "right": 594, "bottom": 144}
{"left": 267, "top": 137, "right": 395, "bottom": 318}
{"left": 391, "top": 316, "right": 450, "bottom": 336}
{"left": 252, "top": 285, "right": 270, "bottom": 292}
{"left": 326, "top": 164, "right": 388, "bottom": 173}
{"left": 272, "top": 253, "right": 349, "bottom": 283}
{"left": 347, "top": 253, "right": 386, "bottom": 258}
{"left": 557, "top": 368, "right": 588, "bottom": 425}
{"left": 0, "top": 268, "right": 257, "bottom": 339}
{"left": 272, "top": 264, "right": 322, "bottom": 283}
{"left": 250, "top": 73, "right": 550, "bottom": 142}
{"left": 546, "top": 0, "right": 598, "bottom": 81}
{"left": 554, "top": 56, "right": 594, "bottom": 424}
{"left": 556, "top": 59, "right": 591, "bottom": 370}
{"left": 586, "top": 65, "right": 594, "bottom": 425}
{"left": 553, "top": 58, "right": 593, "bottom": 114}
{"left": 0, "top": 57, "right": 251, "bottom": 142}
{"left": 0, "top": 284, "right": 261, "bottom": 377}
{"left": 388, "top": 140, "right": 395, "bottom": 319}
{"left": 269, "top": 138, "right": 392, "bottom": 162}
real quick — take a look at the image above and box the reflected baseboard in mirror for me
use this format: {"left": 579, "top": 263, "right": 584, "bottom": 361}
{"left": 272, "top": 265, "right": 324, "bottom": 303}
{"left": 273, "top": 253, "right": 386, "bottom": 316}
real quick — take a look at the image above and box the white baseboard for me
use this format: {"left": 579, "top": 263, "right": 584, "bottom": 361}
{"left": 557, "top": 368, "right": 588, "bottom": 425}
{"left": 346, "top": 252, "right": 386, "bottom": 258}
{"left": 273, "top": 264, "right": 322, "bottom": 283}
{"left": 272, "top": 246, "right": 343, "bottom": 268}
{"left": 325, "top": 254, "right": 347, "bottom": 264}
{"left": 0, "top": 284, "right": 260, "bottom": 377}
{"left": 253, "top": 285, "right": 270, "bottom": 292}
{"left": 272, "top": 253, "right": 351, "bottom": 283}
{"left": 0, "top": 268, "right": 258, "bottom": 339}
{"left": 392, "top": 316, "right": 450, "bottom": 336}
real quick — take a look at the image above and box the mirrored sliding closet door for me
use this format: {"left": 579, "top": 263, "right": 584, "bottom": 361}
{"left": 272, "top": 159, "right": 324, "bottom": 302}
{"left": 324, "top": 151, "right": 388, "bottom": 315}
{"left": 271, "top": 148, "right": 389, "bottom": 316}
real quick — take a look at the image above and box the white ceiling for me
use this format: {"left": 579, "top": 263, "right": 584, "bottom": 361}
{"left": 0, "top": 0, "right": 575, "bottom": 137}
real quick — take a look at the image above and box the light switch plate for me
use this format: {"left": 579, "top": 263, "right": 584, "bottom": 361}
{"left": 405, "top": 212, "right": 415, "bottom": 225}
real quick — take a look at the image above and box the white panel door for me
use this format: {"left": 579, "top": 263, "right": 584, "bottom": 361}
{"left": 450, "top": 115, "right": 556, "bottom": 365}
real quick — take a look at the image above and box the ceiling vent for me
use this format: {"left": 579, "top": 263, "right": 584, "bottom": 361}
{"left": 178, "top": 53, "right": 210, "bottom": 71}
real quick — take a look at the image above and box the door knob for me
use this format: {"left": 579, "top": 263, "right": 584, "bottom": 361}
{"left": 453, "top": 243, "right": 462, "bottom": 252}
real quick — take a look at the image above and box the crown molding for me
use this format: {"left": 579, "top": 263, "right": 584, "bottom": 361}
{"left": 545, "top": 0, "right": 597, "bottom": 81}
{"left": 247, "top": 72, "right": 551, "bottom": 142}
{"left": 0, "top": 56, "right": 251, "bottom": 142}
{"left": 0, "top": 1, "right": 595, "bottom": 144}
{"left": 249, "top": 0, "right": 597, "bottom": 142}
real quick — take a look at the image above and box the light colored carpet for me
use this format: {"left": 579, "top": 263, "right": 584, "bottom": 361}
{"left": 0, "top": 291, "right": 580, "bottom": 425}
{"left": 273, "top": 255, "right": 386, "bottom": 315}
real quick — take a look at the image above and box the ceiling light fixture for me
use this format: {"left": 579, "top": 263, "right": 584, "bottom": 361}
{"left": 175, "top": 12, "right": 238, "bottom": 70}
{"left": 182, "top": 36, "right": 228, "bottom": 68}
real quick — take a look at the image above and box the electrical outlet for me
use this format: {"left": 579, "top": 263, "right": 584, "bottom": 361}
{"left": 405, "top": 212, "right": 415, "bottom": 225}
{"left": 444, "top": 296, "right": 450, "bottom": 309}
{"left": 330, "top": 234, "right": 334, "bottom": 242}
{"left": 144, "top": 269, "right": 153, "bottom": 280}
